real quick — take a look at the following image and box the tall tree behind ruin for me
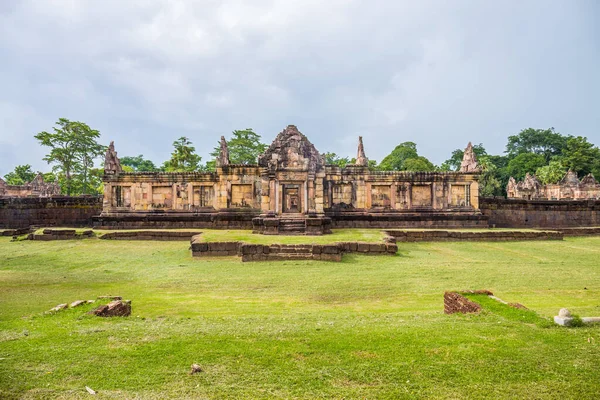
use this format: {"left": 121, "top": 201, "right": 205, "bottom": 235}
{"left": 35, "top": 118, "right": 105, "bottom": 195}
{"left": 162, "top": 137, "right": 203, "bottom": 172}
{"left": 120, "top": 155, "right": 159, "bottom": 172}
{"left": 208, "top": 129, "right": 267, "bottom": 169}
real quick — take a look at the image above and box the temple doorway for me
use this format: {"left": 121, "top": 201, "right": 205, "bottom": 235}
{"left": 283, "top": 185, "right": 301, "bottom": 213}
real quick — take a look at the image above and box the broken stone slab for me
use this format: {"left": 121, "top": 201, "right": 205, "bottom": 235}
{"left": 582, "top": 317, "right": 600, "bottom": 324}
{"left": 97, "top": 296, "right": 122, "bottom": 300}
{"left": 70, "top": 300, "right": 86, "bottom": 308}
{"left": 554, "top": 308, "right": 574, "bottom": 326}
{"left": 90, "top": 300, "right": 131, "bottom": 317}
{"left": 50, "top": 303, "right": 68, "bottom": 312}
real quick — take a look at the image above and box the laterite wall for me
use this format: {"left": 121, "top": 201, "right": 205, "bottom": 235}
{"left": 0, "top": 196, "right": 102, "bottom": 229}
{"left": 480, "top": 197, "right": 600, "bottom": 228}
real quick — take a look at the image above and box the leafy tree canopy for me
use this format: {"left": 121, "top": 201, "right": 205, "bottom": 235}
{"left": 323, "top": 152, "right": 351, "bottom": 168}
{"left": 505, "top": 128, "right": 568, "bottom": 162}
{"left": 4, "top": 164, "right": 36, "bottom": 185}
{"left": 210, "top": 129, "right": 267, "bottom": 166}
{"left": 379, "top": 142, "right": 419, "bottom": 171}
{"left": 121, "top": 155, "right": 159, "bottom": 172}
{"left": 478, "top": 156, "right": 503, "bottom": 197}
{"left": 536, "top": 161, "right": 567, "bottom": 185}
{"left": 505, "top": 153, "right": 547, "bottom": 181}
{"left": 35, "top": 118, "right": 105, "bottom": 195}
{"left": 560, "top": 136, "right": 600, "bottom": 177}
{"left": 403, "top": 156, "right": 435, "bottom": 172}
{"left": 162, "top": 137, "right": 202, "bottom": 172}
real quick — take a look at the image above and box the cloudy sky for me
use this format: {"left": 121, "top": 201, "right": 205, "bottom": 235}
{"left": 1, "top": 0, "right": 599, "bottom": 175}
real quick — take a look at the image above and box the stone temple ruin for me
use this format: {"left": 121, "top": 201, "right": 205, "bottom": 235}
{"left": 95, "top": 125, "right": 484, "bottom": 234}
{"left": 507, "top": 170, "right": 600, "bottom": 200}
{"left": 0, "top": 174, "right": 60, "bottom": 197}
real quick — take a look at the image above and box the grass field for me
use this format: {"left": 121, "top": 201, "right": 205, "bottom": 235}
{"left": 0, "top": 234, "right": 599, "bottom": 399}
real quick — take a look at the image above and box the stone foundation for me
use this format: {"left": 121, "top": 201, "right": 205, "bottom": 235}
{"left": 93, "top": 211, "right": 257, "bottom": 229}
{"left": 100, "top": 231, "right": 202, "bottom": 240}
{"left": 190, "top": 234, "right": 398, "bottom": 262}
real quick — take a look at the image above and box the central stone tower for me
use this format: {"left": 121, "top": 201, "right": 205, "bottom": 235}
{"left": 253, "top": 125, "right": 332, "bottom": 234}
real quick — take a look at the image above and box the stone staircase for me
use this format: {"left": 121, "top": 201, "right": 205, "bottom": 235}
{"left": 278, "top": 216, "right": 306, "bottom": 235}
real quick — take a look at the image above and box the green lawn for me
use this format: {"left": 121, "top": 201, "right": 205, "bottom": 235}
{"left": 197, "top": 228, "right": 386, "bottom": 244}
{"left": 0, "top": 236, "right": 599, "bottom": 399}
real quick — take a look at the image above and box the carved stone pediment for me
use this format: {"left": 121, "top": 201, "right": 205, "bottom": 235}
{"left": 258, "top": 125, "right": 324, "bottom": 172}
{"left": 560, "top": 170, "right": 579, "bottom": 186}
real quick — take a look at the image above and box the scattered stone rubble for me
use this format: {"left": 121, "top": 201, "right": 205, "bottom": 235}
{"left": 90, "top": 300, "right": 131, "bottom": 317}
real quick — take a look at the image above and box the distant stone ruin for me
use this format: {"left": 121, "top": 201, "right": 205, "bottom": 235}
{"left": 0, "top": 174, "right": 60, "bottom": 197}
{"left": 507, "top": 170, "right": 600, "bottom": 200}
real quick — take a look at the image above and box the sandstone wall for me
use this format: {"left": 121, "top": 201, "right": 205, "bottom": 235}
{"left": 480, "top": 197, "right": 600, "bottom": 228}
{"left": 0, "top": 196, "right": 102, "bottom": 229}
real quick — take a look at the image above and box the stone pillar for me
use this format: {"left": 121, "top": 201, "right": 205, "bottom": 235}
{"left": 275, "top": 180, "right": 279, "bottom": 214}
{"left": 315, "top": 173, "right": 325, "bottom": 213}
{"left": 304, "top": 180, "right": 308, "bottom": 213}
{"left": 103, "top": 183, "right": 112, "bottom": 211}
{"left": 470, "top": 181, "right": 479, "bottom": 209}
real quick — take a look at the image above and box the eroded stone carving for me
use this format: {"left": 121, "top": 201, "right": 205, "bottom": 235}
{"left": 104, "top": 141, "right": 122, "bottom": 175}
{"left": 215, "top": 136, "right": 230, "bottom": 167}
{"left": 460, "top": 142, "right": 480, "bottom": 172}
{"left": 355, "top": 136, "right": 368, "bottom": 166}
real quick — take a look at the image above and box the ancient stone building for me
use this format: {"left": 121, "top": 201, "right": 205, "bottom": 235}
{"left": 0, "top": 174, "right": 60, "bottom": 197}
{"left": 507, "top": 171, "right": 600, "bottom": 200}
{"left": 96, "top": 125, "right": 485, "bottom": 233}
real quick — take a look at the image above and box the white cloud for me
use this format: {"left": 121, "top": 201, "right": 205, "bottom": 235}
{"left": 0, "top": 0, "right": 598, "bottom": 175}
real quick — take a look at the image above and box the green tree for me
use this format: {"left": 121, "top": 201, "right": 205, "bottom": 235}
{"left": 403, "top": 156, "right": 435, "bottom": 172}
{"left": 505, "top": 153, "right": 547, "bottom": 181}
{"left": 210, "top": 129, "right": 267, "bottom": 166}
{"left": 162, "top": 137, "right": 202, "bottom": 172}
{"left": 478, "top": 156, "right": 503, "bottom": 197}
{"left": 323, "top": 152, "right": 351, "bottom": 168}
{"left": 505, "top": 128, "right": 568, "bottom": 162}
{"left": 35, "top": 118, "right": 105, "bottom": 195}
{"left": 3, "top": 164, "right": 36, "bottom": 185}
{"left": 560, "top": 136, "right": 600, "bottom": 177}
{"left": 121, "top": 155, "right": 159, "bottom": 172}
{"left": 535, "top": 161, "right": 567, "bottom": 184}
{"left": 379, "top": 142, "right": 418, "bottom": 171}
{"left": 440, "top": 144, "right": 487, "bottom": 171}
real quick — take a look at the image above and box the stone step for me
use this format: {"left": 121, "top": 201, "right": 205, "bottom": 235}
{"left": 266, "top": 254, "right": 314, "bottom": 260}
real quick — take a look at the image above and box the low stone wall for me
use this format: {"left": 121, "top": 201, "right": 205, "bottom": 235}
{"left": 240, "top": 244, "right": 342, "bottom": 262}
{"left": 556, "top": 227, "right": 600, "bottom": 236}
{"left": 190, "top": 236, "right": 241, "bottom": 257}
{"left": 480, "top": 197, "right": 600, "bottom": 228}
{"left": 386, "top": 229, "right": 563, "bottom": 242}
{"left": 0, "top": 228, "right": 30, "bottom": 236}
{"left": 327, "top": 211, "right": 489, "bottom": 229}
{"left": 0, "top": 196, "right": 102, "bottom": 229}
{"left": 100, "top": 231, "right": 202, "bottom": 241}
{"left": 190, "top": 234, "right": 398, "bottom": 261}
{"left": 29, "top": 229, "right": 94, "bottom": 241}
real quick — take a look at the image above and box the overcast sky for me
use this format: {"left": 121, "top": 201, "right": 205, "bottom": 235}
{"left": 1, "top": 0, "right": 599, "bottom": 175}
